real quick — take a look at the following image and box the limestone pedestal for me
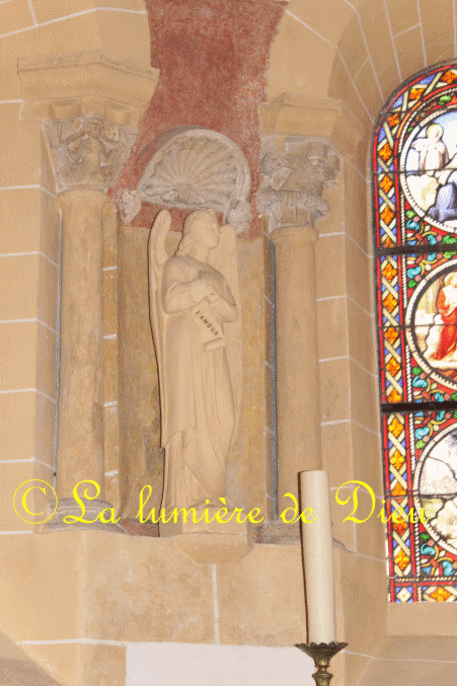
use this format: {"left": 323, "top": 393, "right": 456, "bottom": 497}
{"left": 160, "top": 506, "right": 253, "bottom": 563}
{"left": 43, "top": 498, "right": 124, "bottom": 533}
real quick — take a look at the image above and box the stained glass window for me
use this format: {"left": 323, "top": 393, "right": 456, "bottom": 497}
{"left": 374, "top": 62, "right": 457, "bottom": 603}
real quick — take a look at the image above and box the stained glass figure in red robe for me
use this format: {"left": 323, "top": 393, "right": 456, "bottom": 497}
{"left": 432, "top": 273, "right": 457, "bottom": 361}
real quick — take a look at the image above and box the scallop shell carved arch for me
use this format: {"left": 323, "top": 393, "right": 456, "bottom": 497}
{"left": 124, "top": 129, "right": 252, "bottom": 232}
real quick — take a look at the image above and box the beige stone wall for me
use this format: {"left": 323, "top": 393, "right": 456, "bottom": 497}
{"left": 0, "top": 1, "right": 151, "bottom": 683}
{"left": 0, "top": 532, "right": 308, "bottom": 686}
{"left": 1, "top": 11, "right": 59, "bottom": 536}
{"left": 269, "top": 0, "right": 455, "bottom": 128}
{"left": 265, "top": 0, "right": 457, "bottom": 683}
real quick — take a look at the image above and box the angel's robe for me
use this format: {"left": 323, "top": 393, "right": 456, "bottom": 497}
{"left": 160, "top": 253, "right": 237, "bottom": 509}
{"left": 411, "top": 135, "right": 449, "bottom": 173}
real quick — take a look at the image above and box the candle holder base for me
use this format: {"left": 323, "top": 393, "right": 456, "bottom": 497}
{"left": 295, "top": 642, "right": 348, "bottom": 686}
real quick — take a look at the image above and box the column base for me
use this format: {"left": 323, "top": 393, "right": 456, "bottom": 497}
{"left": 257, "top": 519, "right": 300, "bottom": 544}
{"left": 159, "top": 505, "right": 253, "bottom": 563}
{"left": 40, "top": 498, "right": 126, "bottom": 533}
{"left": 258, "top": 520, "right": 349, "bottom": 551}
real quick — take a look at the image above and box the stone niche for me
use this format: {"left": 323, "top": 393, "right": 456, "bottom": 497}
{"left": 117, "top": 127, "right": 273, "bottom": 562}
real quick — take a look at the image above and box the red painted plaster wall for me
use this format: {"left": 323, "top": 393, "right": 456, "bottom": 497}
{"left": 112, "top": 0, "right": 285, "bottom": 236}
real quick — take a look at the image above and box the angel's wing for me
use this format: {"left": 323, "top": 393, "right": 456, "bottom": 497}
{"left": 411, "top": 138, "right": 429, "bottom": 151}
{"left": 148, "top": 209, "right": 172, "bottom": 446}
{"left": 208, "top": 224, "right": 242, "bottom": 436}
{"left": 149, "top": 209, "right": 171, "bottom": 272}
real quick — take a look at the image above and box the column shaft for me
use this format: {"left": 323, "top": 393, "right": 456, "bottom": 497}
{"left": 56, "top": 189, "right": 107, "bottom": 499}
{"left": 271, "top": 225, "right": 322, "bottom": 503}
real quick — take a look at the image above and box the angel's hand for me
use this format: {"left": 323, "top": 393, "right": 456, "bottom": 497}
{"left": 199, "top": 270, "right": 216, "bottom": 287}
{"left": 61, "top": 129, "right": 84, "bottom": 146}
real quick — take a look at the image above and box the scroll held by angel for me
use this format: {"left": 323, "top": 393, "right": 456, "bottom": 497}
{"left": 148, "top": 209, "right": 241, "bottom": 516}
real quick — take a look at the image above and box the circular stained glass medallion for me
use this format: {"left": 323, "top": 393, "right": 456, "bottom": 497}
{"left": 400, "top": 109, "right": 457, "bottom": 233}
{"left": 414, "top": 425, "right": 457, "bottom": 557}
{"left": 405, "top": 259, "right": 457, "bottom": 392}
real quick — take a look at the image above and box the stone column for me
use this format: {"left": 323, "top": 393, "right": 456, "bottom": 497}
{"left": 18, "top": 52, "right": 159, "bottom": 529}
{"left": 257, "top": 136, "right": 341, "bottom": 540}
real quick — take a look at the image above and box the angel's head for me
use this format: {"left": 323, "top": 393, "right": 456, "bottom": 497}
{"left": 176, "top": 209, "right": 220, "bottom": 256}
{"left": 444, "top": 272, "right": 457, "bottom": 288}
{"left": 84, "top": 117, "right": 103, "bottom": 139}
{"left": 426, "top": 123, "right": 444, "bottom": 141}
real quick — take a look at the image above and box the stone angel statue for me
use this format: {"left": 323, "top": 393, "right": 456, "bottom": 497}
{"left": 148, "top": 209, "right": 241, "bottom": 514}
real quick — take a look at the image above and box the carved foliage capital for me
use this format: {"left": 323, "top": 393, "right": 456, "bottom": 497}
{"left": 257, "top": 137, "right": 340, "bottom": 232}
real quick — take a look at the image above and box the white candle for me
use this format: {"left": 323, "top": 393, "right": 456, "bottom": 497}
{"left": 299, "top": 469, "right": 336, "bottom": 644}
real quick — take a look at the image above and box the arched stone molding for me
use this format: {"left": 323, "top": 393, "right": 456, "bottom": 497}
{"left": 121, "top": 128, "right": 252, "bottom": 233}
{"left": 268, "top": 0, "right": 457, "bottom": 144}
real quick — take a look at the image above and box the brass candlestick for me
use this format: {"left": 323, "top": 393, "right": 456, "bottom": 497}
{"left": 295, "top": 642, "right": 348, "bottom": 686}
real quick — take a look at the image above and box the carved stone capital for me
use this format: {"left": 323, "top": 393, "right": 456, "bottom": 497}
{"left": 43, "top": 115, "right": 137, "bottom": 192}
{"left": 123, "top": 128, "right": 252, "bottom": 232}
{"left": 257, "top": 137, "right": 340, "bottom": 232}
{"left": 18, "top": 51, "right": 160, "bottom": 193}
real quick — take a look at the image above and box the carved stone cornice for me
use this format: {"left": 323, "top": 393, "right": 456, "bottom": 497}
{"left": 122, "top": 128, "right": 252, "bottom": 233}
{"left": 259, "top": 94, "right": 363, "bottom": 159}
{"left": 17, "top": 51, "right": 159, "bottom": 127}
{"left": 257, "top": 137, "right": 340, "bottom": 232}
